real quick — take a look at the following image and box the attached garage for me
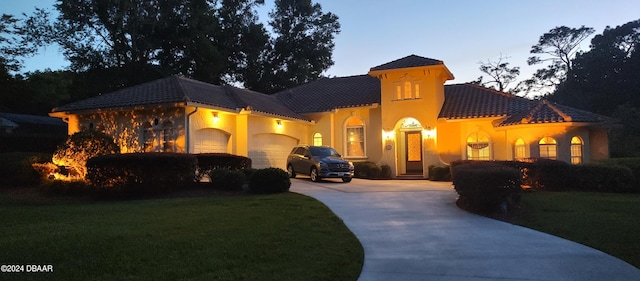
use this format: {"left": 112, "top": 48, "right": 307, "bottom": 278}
{"left": 193, "top": 128, "right": 230, "bottom": 153}
{"left": 249, "top": 133, "right": 298, "bottom": 169}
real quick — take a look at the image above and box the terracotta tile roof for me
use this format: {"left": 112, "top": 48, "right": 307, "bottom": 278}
{"left": 52, "top": 75, "right": 310, "bottom": 121}
{"left": 370, "top": 54, "right": 443, "bottom": 71}
{"left": 440, "top": 83, "right": 614, "bottom": 126}
{"left": 439, "top": 84, "right": 531, "bottom": 119}
{"left": 275, "top": 75, "right": 381, "bottom": 113}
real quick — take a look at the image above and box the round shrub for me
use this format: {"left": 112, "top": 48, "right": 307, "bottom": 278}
{"left": 354, "top": 161, "right": 382, "bottom": 179}
{"left": 380, "top": 164, "right": 392, "bottom": 179}
{"left": 452, "top": 162, "right": 522, "bottom": 213}
{"left": 209, "top": 169, "right": 246, "bottom": 191}
{"left": 248, "top": 168, "right": 290, "bottom": 194}
{"left": 428, "top": 165, "right": 451, "bottom": 181}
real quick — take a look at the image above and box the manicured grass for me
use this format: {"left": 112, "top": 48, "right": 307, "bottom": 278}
{"left": 0, "top": 190, "right": 364, "bottom": 280}
{"left": 516, "top": 191, "right": 640, "bottom": 268}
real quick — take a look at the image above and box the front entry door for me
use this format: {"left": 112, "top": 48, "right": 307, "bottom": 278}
{"left": 405, "top": 131, "right": 423, "bottom": 174}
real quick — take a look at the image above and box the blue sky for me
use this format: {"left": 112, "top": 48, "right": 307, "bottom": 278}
{"left": 3, "top": 0, "right": 640, "bottom": 86}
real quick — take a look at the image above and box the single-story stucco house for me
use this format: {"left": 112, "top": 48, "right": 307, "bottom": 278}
{"left": 50, "top": 55, "right": 615, "bottom": 178}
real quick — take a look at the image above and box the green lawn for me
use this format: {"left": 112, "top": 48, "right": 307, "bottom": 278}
{"left": 0, "top": 189, "right": 364, "bottom": 281}
{"left": 516, "top": 191, "right": 640, "bottom": 268}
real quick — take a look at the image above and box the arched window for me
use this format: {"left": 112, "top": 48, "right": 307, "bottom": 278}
{"left": 539, "top": 137, "right": 557, "bottom": 160}
{"left": 514, "top": 138, "right": 526, "bottom": 160}
{"left": 345, "top": 117, "right": 365, "bottom": 157}
{"left": 162, "top": 120, "right": 175, "bottom": 152}
{"left": 404, "top": 81, "right": 412, "bottom": 99}
{"left": 467, "top": 132, "right": 491, "bottom": 160}
{"left": 571, "top": 136, "right": 583, "bottom": 164}
{"left": 313, "top": 133, "right": 323, "bottom": 146}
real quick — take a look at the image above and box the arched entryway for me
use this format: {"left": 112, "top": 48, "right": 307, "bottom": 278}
{"left": 397, "top": 118, "right": 423, "bottom": 175}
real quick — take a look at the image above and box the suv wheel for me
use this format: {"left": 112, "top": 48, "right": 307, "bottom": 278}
{"left": 287, "top": 164, "right": 296, "bottom": 178}
{"left": 342, "top": 177, "right": 352, "bottom": 183}
{"left": 310, "top": 167, "right": 321, "bottom": 182}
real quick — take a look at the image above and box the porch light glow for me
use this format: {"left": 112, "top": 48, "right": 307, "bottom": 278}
{"left": 276, "top": 120, "right": 283, "bottom": 129}
{"left": 212, "top": 112, "right": 220, "bottom": 123}
{"left": 383, "top": 130, "right": 395, "bottom": 140}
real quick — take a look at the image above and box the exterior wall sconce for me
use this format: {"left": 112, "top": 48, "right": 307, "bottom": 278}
{"left": 423, "top": 126, "right": 434, "bottom": 139}
{"left": 276, "top": 120, "right": 283, "bottom": 129}
{"left": 212, "top": 112, "right": 220, "bottom": 123}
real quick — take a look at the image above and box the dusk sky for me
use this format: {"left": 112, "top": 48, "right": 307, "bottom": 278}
{"left": 3, "top": 0, "right": 640, "bottom": 87}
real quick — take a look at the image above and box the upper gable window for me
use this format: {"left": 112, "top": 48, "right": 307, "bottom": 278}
{"left": 394, "top": 77, "right": 421, "bottom": 100}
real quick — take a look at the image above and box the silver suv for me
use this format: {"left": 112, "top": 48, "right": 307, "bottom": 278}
{"left": 286, "top": 145, "right": 354, "bottom": 182}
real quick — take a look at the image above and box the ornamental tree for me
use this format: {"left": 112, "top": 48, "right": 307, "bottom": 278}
{"left": 52, "top": 130, "right": 119, "bottom": 179}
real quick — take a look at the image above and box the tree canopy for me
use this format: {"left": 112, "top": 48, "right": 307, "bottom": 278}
{"left": 521, "top": 25, "right": 595, "bottom": 96}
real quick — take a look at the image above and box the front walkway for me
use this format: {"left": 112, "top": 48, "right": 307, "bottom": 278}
{"left": 290, "top": 178, "right": 640, "bottom": 281}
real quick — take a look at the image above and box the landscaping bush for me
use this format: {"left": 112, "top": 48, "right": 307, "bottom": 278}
{"left": 0, "top": 152, "right": 52, "bottom": 187}
{"left": 354, "top": 161, "right": 381, "bottom": 179}
{"left": 195, "top": 153, "right": 252, "bottom": 182}
{"left": 428, "top": 165, "right": 451, "bottom": 181}
{"left": 525, "top": 158, "right": 572, "bottom": 191}
{"left": 209, "top": 169, "right": 246, "bottom": 191}
{"left": 380, "top": 164, "right": 392, "bottom": 179}
{"left": 86, "top": 153, "right": 197, "bottom": 195}
{"left": 248, "top": 168, "right": 290, "bottom": 194}
{"left": 598, "top": 158, "right": 640, "bottom": 192}
{"left": 452, "top": 162, "right": 522, "bottom": 213}
{"left": 571, "top": 164, "right": 634, "bottom": 193}
{"left": 53, "top": 130, "right": 119, "bottom": 179}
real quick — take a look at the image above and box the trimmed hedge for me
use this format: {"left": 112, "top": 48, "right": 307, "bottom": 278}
{"left": 452, "top": 162, "right": 522, "bottom": 213}
{"left": 248, "top": 167, "right": 290, "bottom": 194}
{"left": 571, "top": 164, "right": 634, "bottom": 193}
{"left": 86, "top": 153, "right": 197, "bottom": 195}
{"left": 195, "top": 153, "right": 252, "bottom": 182}
{"left": 0, "top": 152, "right": 52, "bottom": 187}
{"left": 451, "top": 159, "right": 638, "bottom": 193}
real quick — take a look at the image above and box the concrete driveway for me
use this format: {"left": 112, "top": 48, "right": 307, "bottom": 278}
{"left": 290, "top": 178, "right": 640, "bottom": 281}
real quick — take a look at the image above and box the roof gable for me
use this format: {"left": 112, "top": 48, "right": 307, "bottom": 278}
{"left": 370, "top": 54, "right": 443, "bottom": 71}
{"left": 440, "top": 84, "right": 614, "bottom": 126}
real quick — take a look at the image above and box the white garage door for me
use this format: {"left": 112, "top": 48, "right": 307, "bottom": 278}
{"left": 249, "top": 134, "right": 298, "bottom": 169}
{"left": 193, "top": 128, "right": 229, "bottom": 153}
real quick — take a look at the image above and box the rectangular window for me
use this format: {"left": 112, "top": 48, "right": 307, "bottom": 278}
{"left": 571, "top": 144, "right": 582, "bottom": 164}
{"left": 414, "top": 84, "right": 420, "bottom": 99}
{"left": 396, "top": 85, "right": 402, "bottom": 100}
{"left": 346, "top": 127, "right": 365, "bottom": 157}
{"left": 404, "top": 81, "right": 412, "bottom": 99}
{"left": 540, "top": 145, "right": 557, "bottom": 160}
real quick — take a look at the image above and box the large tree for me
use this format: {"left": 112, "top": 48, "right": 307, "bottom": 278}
{"left": 474, "top": 55, "right": 521, "bottom": 94}
{"left": 522, "top": 25, "right": 595, "bottom": 96}
{"left": 23, "top": 0, "right": 339, "bottom": 97}
{"left": 551, "top": 19, "right": 640, "bottom": 156}
{"left": 246, "top": 0, "right": 340, "bottom": 94}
